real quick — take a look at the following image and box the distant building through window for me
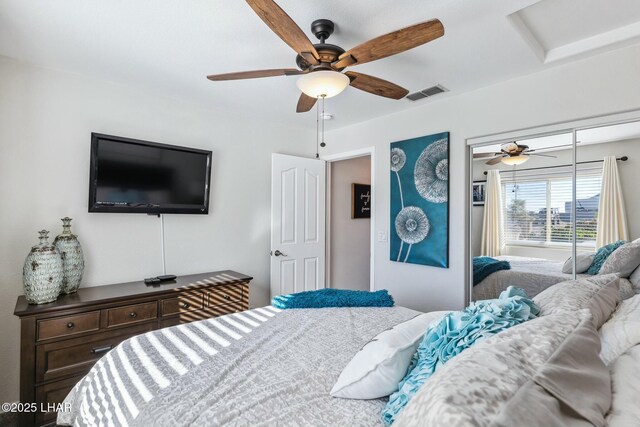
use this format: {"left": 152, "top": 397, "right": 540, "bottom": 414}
{"left": 501, "top": 171, "right": 601, "bottom": 247}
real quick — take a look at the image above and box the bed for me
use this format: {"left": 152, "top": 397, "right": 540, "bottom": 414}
{"left": 58, "top": 278, "right": 640, "bottom": 427}
{"left": 58, "top": 306, "right": 430, "bottom": 426}
{"left": 472, "top": 255, "right": 636, "bottom": 300}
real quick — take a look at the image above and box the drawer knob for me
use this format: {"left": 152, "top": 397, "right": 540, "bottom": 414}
{"left": 66, "top": 322, "right": 75, "bottom": 329}
{"left": 129, "top": 312, "right": 137, "bottom": 319}
{"left": 223, "top": 294, "right": 230, "bottom": 300}
{"left": 182, "top": 302, "right": 190, "bottom": 309}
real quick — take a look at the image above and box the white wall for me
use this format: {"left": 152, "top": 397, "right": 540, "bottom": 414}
{"left": 0, "top": 56, "right": 314, "bottom": 404}
{"left": 329, "top": 156, "right": 371, "bottom": 291}
{"left": 323, "top": 43, "right": 640, "bottom": 313}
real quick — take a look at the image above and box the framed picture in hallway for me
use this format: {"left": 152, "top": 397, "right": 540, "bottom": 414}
{"left": 390, "top": 132, "right": 449, "bottom": 268}
{"left": 352, "top": 183, "right": 371, "bottom": 219}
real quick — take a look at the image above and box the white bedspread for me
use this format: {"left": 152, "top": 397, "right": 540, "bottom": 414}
{"left": 58, "top": 306, "right": 422, "bottom": 427}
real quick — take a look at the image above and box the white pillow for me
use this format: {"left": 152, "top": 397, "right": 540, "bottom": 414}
{"left": 330, "top": 311, "right": 449, "bottom": 399}
{"left": 599, "top": 293, "right": 640, "bottom": 365}
{"left": 562, "top": 252, "right": 595, "bottom": 274}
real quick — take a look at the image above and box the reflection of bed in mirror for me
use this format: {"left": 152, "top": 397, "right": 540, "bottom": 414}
{"left": 473, "top": 255, "right": 636, "bottom": 300}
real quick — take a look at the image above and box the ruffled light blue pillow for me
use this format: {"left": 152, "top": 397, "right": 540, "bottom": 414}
{"left": 381, "top": 287, "right": 539, "bottom": 426}
{"left": 587, "top": 240, "right": 627, "bottom": 275}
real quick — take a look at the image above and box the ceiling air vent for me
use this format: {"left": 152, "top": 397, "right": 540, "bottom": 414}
{"left": 406, "top": 85, "right": 448, "bottom": 101}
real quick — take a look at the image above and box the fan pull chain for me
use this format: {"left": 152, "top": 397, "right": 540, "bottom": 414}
{"left": 315, "top": 96, "right": 320, "bottom": 158}
{"left": 315, "top": 95, "right": 327, "bottom": 159}
{"left": 321, "top": 95, "right": 326, "bottom": 149}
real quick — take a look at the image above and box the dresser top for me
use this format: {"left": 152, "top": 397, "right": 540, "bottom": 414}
{"left": 14, "top": 270, "right": 252, "bottom": 317}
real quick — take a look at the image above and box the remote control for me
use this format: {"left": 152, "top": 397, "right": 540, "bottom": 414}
{"left": 144, "top": 277, "right": 161, "bottom": 285}
{"left": 157, "top": 275, "right": 177, "bottom": 282}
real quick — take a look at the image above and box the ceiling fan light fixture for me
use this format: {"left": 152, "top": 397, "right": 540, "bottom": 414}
{"left": 501, "top": 154, "right": 529, "bottom": 166}
{"left": 296, "top": 71, "right": 350, "bottom": 99}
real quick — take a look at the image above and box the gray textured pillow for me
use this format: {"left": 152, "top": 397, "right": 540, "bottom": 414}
{"left": 533, "top": 274, "right": 620, "bottom": 329}
{"left": 393, "top": 310, "right": 611, "bottom": 427}
{"left": 630, "top": 266, "right": 640, "bottom": 292}
{"left": 599, "top": 241, "right": 640, "bottom": 278}
{"left": 619, "top": 279, "right": 635, "bottom": 300}
{"left": 562, "top": 252, "right": 596, "bottom": 274}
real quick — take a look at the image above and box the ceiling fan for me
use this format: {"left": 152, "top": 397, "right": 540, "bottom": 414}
{"left": 475, "top": 142, "right": 557, "bottom": 166}
{"left": 206, "top": 0, "right": 444, "bottom": 113}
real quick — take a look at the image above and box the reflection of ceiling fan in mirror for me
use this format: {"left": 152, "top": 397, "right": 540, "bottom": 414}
{"left": 475, "top": 142, "right": 557, "bottom": 166}
{"left": 206, "top": 0, "right": 444, "bottom": 112}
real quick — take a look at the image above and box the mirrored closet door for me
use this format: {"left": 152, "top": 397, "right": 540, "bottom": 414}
{"left": 575, "top": 121, "right": 638, "bottom": 299}
{"left": 469, "top": 117, "right": 639, "bottom": 303}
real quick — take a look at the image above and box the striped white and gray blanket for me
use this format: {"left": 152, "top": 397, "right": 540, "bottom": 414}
{"left": 58, "top": 305, "right": 422, "bottom": 427}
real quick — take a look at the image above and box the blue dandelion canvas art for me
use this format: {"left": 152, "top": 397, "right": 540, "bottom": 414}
{"left": 390, "top": 132, "right": 449, "bottom": 268}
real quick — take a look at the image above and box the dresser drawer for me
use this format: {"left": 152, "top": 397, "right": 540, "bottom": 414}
{"left": 35, "top": 374, "right": 83, "bottom": 426}
{"left": 36, "top": 322, "right": 154, "bottom": 383}
{"left": 207, "top": 286, "right": 243, "bottom": 307}
{"left": 107, "top": 301, "right": 157, "bottom": 327}
{"left": 162, "top": 291, "right": 204, "bottom": 317}
{"left": 160, "top": 302, "right": 243, "bottom": 329}
{"left": 37, "top": 311, "right": 100, "bottom": 341}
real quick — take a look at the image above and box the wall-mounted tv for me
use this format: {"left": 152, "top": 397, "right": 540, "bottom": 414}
{"left": 88, "top": 133, "right": 212, "bottom": 214}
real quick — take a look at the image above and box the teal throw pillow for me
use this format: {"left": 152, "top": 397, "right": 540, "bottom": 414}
{"left": 587, "top": 240, "right": 627, "bottom": 275}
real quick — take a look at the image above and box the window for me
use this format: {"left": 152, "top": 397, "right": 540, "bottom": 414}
{"left": 501, "top": 170, "right": 601, "bottom": 247}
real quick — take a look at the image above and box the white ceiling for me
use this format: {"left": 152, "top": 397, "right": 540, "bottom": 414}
{"left": 511, "top": 0, "right": 640, "bottom": 63}
{"left": 2, "top": 0, "right": 640, "bottom": 129}
{"left": 517, "top": 0, "right": 640, "bottom": 50}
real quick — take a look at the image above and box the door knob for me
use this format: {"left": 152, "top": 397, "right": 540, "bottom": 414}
{"left": 272, "top": 250, "right": 287, "bottom": 257}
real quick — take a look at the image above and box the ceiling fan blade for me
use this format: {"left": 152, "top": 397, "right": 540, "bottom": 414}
{"left": 486, "top": 156, "right": 505, "bottom": 165}
{"left": 345, "top": 71, "right": 409, "bottom": 100}
{"left": 334, "top": 19, "right": 444, "bottom": 68}
{"left": 245, "top": 0, "right": 320, "bottom": 64}
{"left": 207, "top": 68, "right": 304, "bottom": 81}
{"left": 296, "top": 93, "right": 317, "bottom": 113}
{"left": 473, "top": 152, "right": 498, "bottom": 159}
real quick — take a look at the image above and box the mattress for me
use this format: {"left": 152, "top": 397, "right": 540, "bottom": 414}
{"left": 58, "top": 305, "right": 421, "bottom": 427}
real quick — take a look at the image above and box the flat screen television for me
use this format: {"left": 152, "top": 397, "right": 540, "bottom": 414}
{"left": 88, "top": 133, "right": 212, "bottom": 214}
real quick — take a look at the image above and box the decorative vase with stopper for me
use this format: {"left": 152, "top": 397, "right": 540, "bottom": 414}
{"left": 23, "top": 230, "right": 64, "bottom": 304}
{"left": 54, "top": 217, "right": 84, "bottom": 294}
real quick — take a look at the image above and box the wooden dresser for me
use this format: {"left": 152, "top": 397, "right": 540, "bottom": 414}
{"left": 13, "top": 270, "right": 251, "bottom": 427}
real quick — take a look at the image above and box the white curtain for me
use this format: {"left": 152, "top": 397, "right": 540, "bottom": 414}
{"left": 481, "top": 170, "right": 504, "bottom": 257}
{"left": 596, "top": 156, "right": 629, "bottom": 247}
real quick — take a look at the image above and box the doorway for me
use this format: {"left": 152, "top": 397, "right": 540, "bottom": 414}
{"left": 325, "top": 149, "right": 374, "bottom": 291}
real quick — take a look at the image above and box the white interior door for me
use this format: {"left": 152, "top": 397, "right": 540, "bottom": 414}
{"left": 271, "top": 154, "right": 326, "bottom": 297}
